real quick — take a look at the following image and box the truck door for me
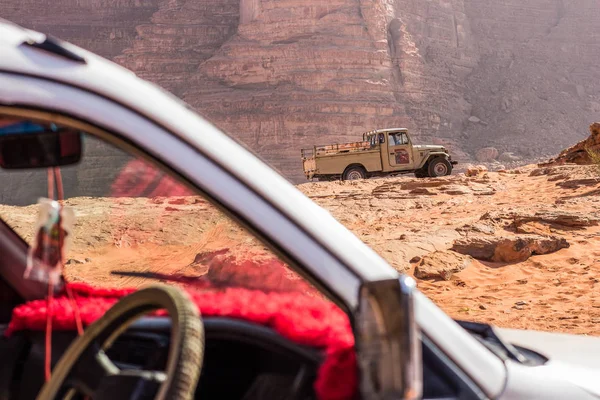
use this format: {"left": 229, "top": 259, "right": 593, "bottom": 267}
{"left": 387, "top": 132, "right": 411, "bottom": 168}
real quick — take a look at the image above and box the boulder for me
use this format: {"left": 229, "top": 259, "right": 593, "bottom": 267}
{"left": 476, "top": 147, "right": 499, "bottom": 162}
{"left": 414, "top": 250, "right": 473, "bottom": 280}
{"left": 451, "top": 235, "right": 569, "bottom": 263}
{"left": 465, "top": 165, "right": 488, "bottom": 177}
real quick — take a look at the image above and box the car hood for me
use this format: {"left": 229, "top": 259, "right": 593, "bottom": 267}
{"left": 497, "top": 327, "right": 600, "bottom": 397}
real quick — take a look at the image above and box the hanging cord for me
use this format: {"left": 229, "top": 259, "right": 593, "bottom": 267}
{"left": 44, "top": 278, "right": 54, "bottom": 382}
{"left": 46, "top": 169, "right": 55, "bottom": 202}
{"left": 44, "top": 169, "right": 55, "bottom": 382}
{"left": 44, "top": 167, "right": 84, "bottom": 383}
{"left": 54, "top": 167, "right": 83, "bottom": 334}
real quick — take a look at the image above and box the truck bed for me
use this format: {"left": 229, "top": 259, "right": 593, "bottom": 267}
{"left": 314, "top": 141, "right": 371, "bottom": 156}
{"left": 301, "top": 146, "right": 382, "bottom": 179}
{"left": 301, "top": 140, "right": 375, "bottom": 179}
{"left": 301, "top": 140, "right": 372, "bottom": 159}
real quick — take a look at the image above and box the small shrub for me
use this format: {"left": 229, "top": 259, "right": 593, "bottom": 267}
{"left": 586, "top": 147, "right": 600, "bottom": 175}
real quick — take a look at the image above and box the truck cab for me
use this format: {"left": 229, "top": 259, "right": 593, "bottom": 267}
{"left": 302, "top": 128, "right": 457, "bottom": 181}
{"left": 367, "top": 129, "right": 414, "bottom": 170}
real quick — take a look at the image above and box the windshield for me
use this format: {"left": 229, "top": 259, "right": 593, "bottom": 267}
{"left": 0, "top": 116, "right": 327, "bottom": 302}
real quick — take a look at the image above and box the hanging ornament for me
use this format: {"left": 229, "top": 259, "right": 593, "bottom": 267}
{"left": 24, "top": 197, "right": 75, "bottom": 286}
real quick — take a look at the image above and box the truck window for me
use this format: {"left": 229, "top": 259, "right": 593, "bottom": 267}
{"left": 388, "top": 132, "right": 408, "bottom": 145}
{"left": 378, "top": 133, "right": 384, "bottom": 144}
{"left": 388, "top": 133, "right": 400, "bottom": 146}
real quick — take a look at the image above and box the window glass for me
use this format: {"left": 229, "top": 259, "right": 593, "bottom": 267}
{"left": 388, "top": 133, "right": 396, "bottom": 146}
{"left": 0, "top": 116, "right": 326, "bottom": 299}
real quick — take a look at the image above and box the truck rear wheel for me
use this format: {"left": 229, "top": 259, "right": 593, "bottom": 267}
{"left": 427, "top": 158, "right": 452, "bottom": 177}
{"left": 343, "top": 166, "right": 367, "bottom": 180}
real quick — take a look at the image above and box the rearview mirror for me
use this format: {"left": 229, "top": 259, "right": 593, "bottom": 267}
{"left": 0, "top": 121, "right": 82, "bottom": 169}
{"left": 356, "top": 275, "right": 423, "bottom": 399}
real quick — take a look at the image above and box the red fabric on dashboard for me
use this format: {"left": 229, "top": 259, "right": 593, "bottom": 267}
{"left": 5, "top": 282, "right": 357, "bottom": 400}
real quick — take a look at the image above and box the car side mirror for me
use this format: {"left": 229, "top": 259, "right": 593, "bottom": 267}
{"left": 0, "top": 120, "right": 82, "bottom": 169}
{"left": 356, "top": 275, "right": 423, "bottom": 400}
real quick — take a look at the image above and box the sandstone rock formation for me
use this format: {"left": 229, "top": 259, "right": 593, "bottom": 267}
{"left": 3, "top": 0, "right": 600, "bottom": 183}
{"left": 2, "top": 0, "right": 160, "bottom": 60}
{"left": 481, "top": 209, "right": 600, "bottom": 230}
{"left": 465, "top": 165, "right": 488, "bottom": 177}
{"left": 541, "top": 122, "right": 600, "bottom": 166}
{"left": 413, "top": 250, "right": 472, "bottom": 281}
{"left": 451, "top": 234, "right": 569, "bottom": 263}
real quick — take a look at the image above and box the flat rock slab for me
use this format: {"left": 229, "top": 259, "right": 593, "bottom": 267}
{"left": 451, "top": 235, "right": 570, "bottom": 263}
{"left": 456, "top": 223, "right": 496, "bottom": 236}
{"left": 414, "top": 250, "right": 473, "bottom": 280}
{"left": 481, "top": 210, "right": 599, "bottom": 229}
{"left": 557, "top": 178, "right": 600, "bottom": 189}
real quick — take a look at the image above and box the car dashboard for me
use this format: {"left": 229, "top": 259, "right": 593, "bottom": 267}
{"left": 4, "top": 317, "right": 322, "bottom": 400}
{"left": 0, "top": 315, "right": 490, "bottom": 400}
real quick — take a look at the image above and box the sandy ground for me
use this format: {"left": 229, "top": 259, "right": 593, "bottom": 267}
{"left": 2, "top": 164, "right": 600, "bottom": 336}
{"left": 298, "top": 165, "right": 600, "bottom": 335}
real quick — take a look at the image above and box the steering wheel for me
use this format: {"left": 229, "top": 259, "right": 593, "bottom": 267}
{"left": 36, "top": 285, "right": 204, "bottom": 400}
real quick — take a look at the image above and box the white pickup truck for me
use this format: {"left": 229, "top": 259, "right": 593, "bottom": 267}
{"left": 0, "top": 18, "right": 598, "bottom": 400}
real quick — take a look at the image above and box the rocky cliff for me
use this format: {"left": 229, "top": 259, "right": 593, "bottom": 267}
{"left": 461, "top": 0, "right": 600, "bottom": 160}
{"left": 3, "top": 0, "right": 599, "bottom": 183}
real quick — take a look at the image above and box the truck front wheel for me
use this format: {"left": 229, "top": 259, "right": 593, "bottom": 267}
{"left": 343, "top": 166, "right": 367, "bottom": 180}
{"left": 427, "top": 158, "right": 452, "bottom": 177}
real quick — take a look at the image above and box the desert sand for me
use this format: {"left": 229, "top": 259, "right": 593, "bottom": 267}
{"left": 2, "top": 163, "right": 600, "bottom": 336}
{"left": 300, "top": 164, "right": 600, "bottom": 335}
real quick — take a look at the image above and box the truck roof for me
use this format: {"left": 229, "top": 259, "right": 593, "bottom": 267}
{"left": 363, "top": 128, "right": 408, "bottom": 135}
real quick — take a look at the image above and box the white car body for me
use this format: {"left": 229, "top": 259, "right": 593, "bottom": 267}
{"left": 0, "top": 19, "right": 598, "bottom": 399}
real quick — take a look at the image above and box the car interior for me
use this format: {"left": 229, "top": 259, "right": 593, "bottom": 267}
{"left": 0, "top": 110, "right": 510, "bottom": 400}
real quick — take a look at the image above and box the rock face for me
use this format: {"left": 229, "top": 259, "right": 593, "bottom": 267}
{"left": 460, "top": 0, "right": 600, "bottom": 159}
{"left": 499, "top": 152, "right": 521, "bottom": 163}
{"left": 115, "top": 0, "right": 240, "bottom": 95}
{"left": 3, "top": 0, "right": 600, "bottom": 184}
{"left": 2, "top": 0, "right": 160, "bottom": 60}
